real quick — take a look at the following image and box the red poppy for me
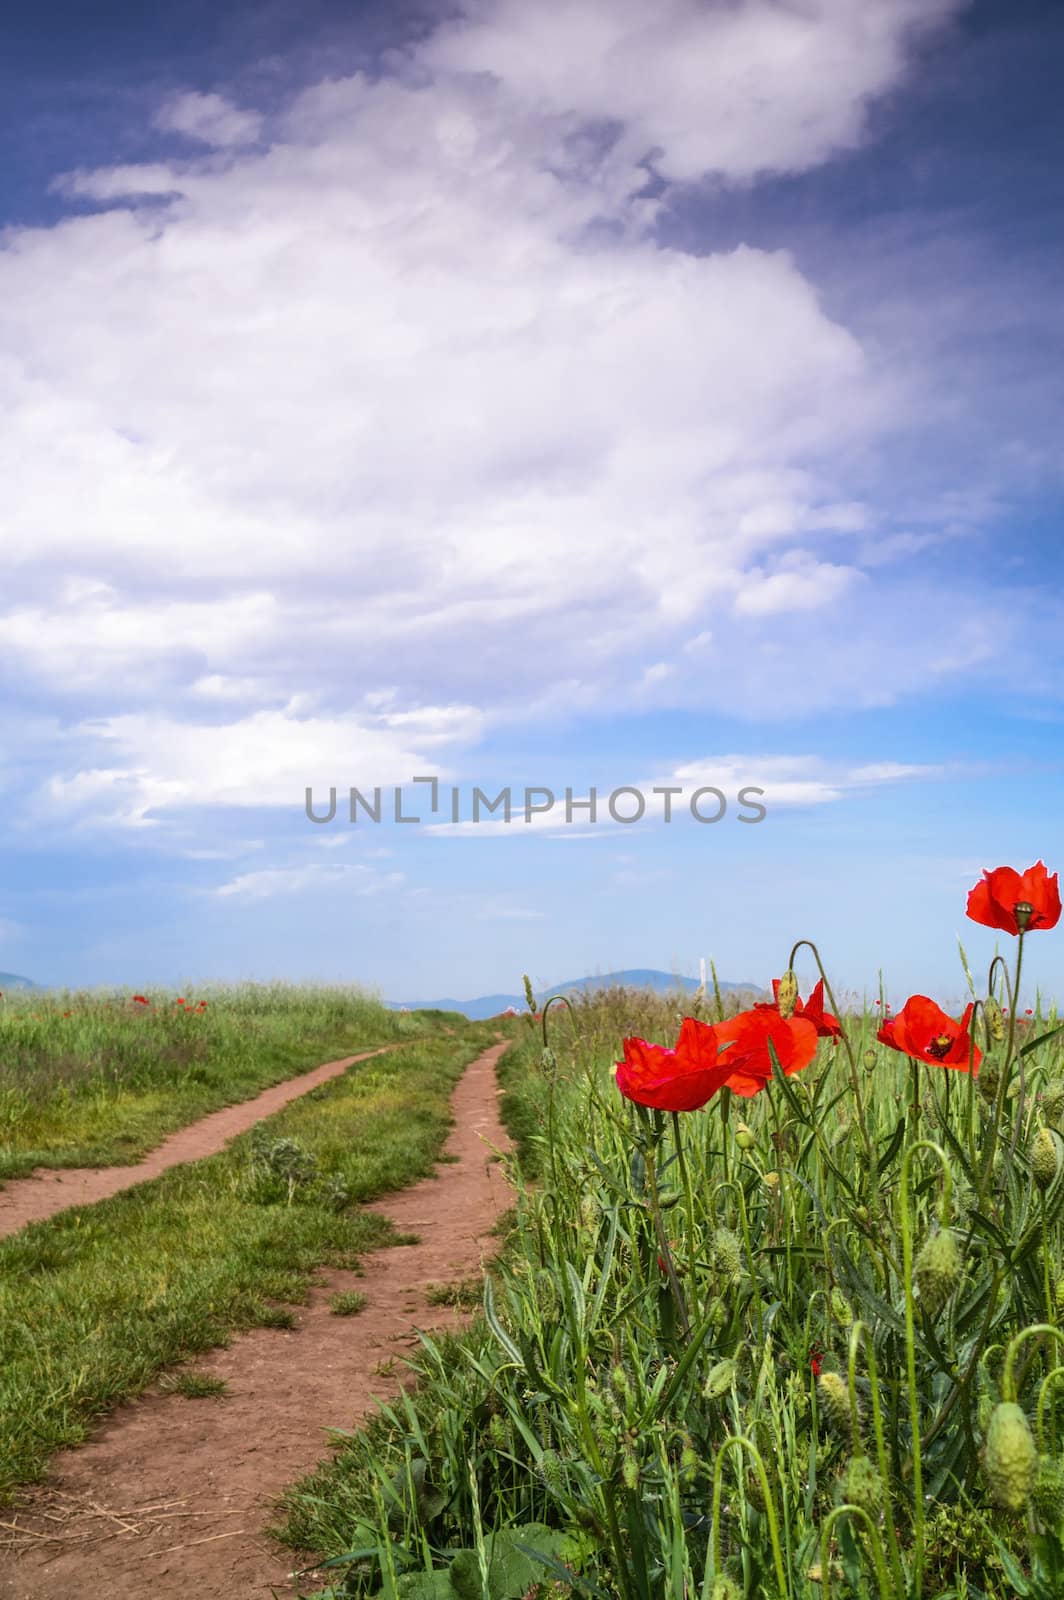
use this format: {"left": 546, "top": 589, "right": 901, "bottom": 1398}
{"left": 132, "top": 995, "right": 149, "bottom": 1005}
{"left": 176, "top": 997, "right": 186, "bottom": 1005}
{"left": 877, "top": 995, "right": 981, "bottom": 1073}
{"left": 615, "top": 1022, "right": 736, "bottom": 1112}
{"left": 707, "top": 1008, "right": 819, "bottom": 1093}
{"left": 809, "top": 1344, "right": 824, "bottom": 1378}
{"left": 966, "top": 861, "right": 1061, "bottom": 936}
{"left": 759, "top": 977, "right": 842, "bottom": 1039}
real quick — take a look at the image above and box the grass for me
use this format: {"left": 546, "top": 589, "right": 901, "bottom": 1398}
{"left": 272, "top": 972, "right": 1064, "bottom": 1600}
{"left": 158, "top": 1370, "right": 229, "bottom": 1399}
{"left": 330, "top": 1291, "right": 369, "bottom": 1316}
{"left": 423, "top": 1277, "right": 483, "bottom": 1310}
{"left": 0, "top": 984, "right": 461, "bottom": 1180}
{"left": 0, "top": 1022, "right": 493, "bottom": 1496}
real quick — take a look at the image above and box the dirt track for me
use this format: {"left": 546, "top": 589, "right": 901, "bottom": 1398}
{"left": 0, "top": 1039, "right": 515, "bottom": 1599}
{"left": 0, "top": 1045, "right": 395, "bottom": 1239}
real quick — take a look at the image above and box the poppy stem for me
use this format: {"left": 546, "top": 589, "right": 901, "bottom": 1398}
{"left": 644, "top": 1137, "right": 691, "bottom": 1342}
{"left": 788, "top": 939, "right": 876, "bottom": 1170}
{"left": 670, "top": 1110, "right": 702, "bottom": 1324}
{"left": 980, "top": 932, "right": 1025, "bottom": 1196}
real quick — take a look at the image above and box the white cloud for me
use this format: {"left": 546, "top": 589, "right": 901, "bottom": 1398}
{"left": 215, "top": 862, "right": 404, "bottom": 900}
{"left": 41, "top": 704, "right": 485, "bottom": 826}
{"left": 0, "top": 0, "right": 1008, "bottom": 823}
{"left": 154, "top": 91, "right": 264, "bottom": 149}
{"left": 424, "top": 0, "right": 963, "bottom": 183}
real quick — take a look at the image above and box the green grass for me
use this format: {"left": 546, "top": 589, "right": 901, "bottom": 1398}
{"left": 0, "top": 1022, "right": 492, "bottom": 1496}
{"left": 272, "top": 981, "right": 1064, "bottom": 1600}
{"left": 0, "top": 985, "right": 462, "bottom": 1180}
{"left": 158, "top": 1370, "right": 229, "bottom": 1399}
{"left": 330, "top": 1291, "right": 369, "bottom": 1317}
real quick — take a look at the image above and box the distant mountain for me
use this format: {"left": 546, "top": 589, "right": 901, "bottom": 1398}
{"left": 0, "top": 972, "right": 38, "bottom": 991}
{"left": 389, "top": 968, "right": 767, "bottom": 1021}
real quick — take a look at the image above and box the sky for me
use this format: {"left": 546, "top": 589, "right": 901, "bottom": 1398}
{"left": 1, "top": 0, "right": 1063, "bottom": 1007}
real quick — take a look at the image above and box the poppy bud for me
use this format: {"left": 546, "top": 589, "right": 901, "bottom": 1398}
{"left": 1044, "top": 1081, "right": 1064, "bottom": 1129}
{"left": 1033, "top": 1455, "right": 1064, "bottom": 1528}
{"left": 538, "top": 1449, "right": 565, "bottom": 1494}
{"left": 745, "top": 1468, "right": 766, "bottom": 1510}
{"left": 1032, "top": 1126, "right": 1060, "bottom": 1191}
{"left": 764, "top": 1170, "right": 780, "bottom": 1191}
{"left": 711, "top": 1227, "right": 742, "bottom": 1284}
{"left": 621, "top": 1451, "right": 639, "bottom": 1490}
{"left": 984, "top": 1402, "right": 1038, "bottom": 1511}
{"left": 777, "top": 970, "right": 800, "bottom": 1020}
{"left": 817, "top": 1371, "right": 853, "bottom": 1435}
{"left": 831, "top": 1289, "right": 853, "bottom": 1327}
{"left": 977, "top": 1058, "right": 1001, "bottom": 1106}
{"left": 710, "top": 1579, "right": 742, "bottom": 1600}
{"left": 702, "top": 1358, "right": 738, "bottom": 1400}
{"left": 914, "top": 1228, "right": 963, "bottom": 1317}
{"left": 488, "top": 1413, "right": 508, "bottom": 1451}
{"left": 840, "top": 1453, "right": 884, "bottom": 1516}
{"left": 984, "top": 994, "right": 1006, "bottom": 1043}
{"left": 678, "top": 1431, "right": 701, "bottom": 1482}
{"left": 609, "top": 1364, "right": 631, "bottom": 1406}
{"left": 977, "top": 1392, "right": 993, "bottom": 1436}
{"left": 735, "top": 1119, "right": 756, "bottom": 1150}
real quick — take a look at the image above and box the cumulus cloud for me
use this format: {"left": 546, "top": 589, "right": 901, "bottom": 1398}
{"left": 0, "top": 0, "right": 1000, "bottom": 823}
{"left": 154, "top": 91, "right": 264, "bottom": 149}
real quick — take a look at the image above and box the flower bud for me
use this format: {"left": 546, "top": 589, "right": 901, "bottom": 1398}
{"left": 621, "top": 1451, "right": 639, "bottom": 1490}
{"left": 840, "top": 1454, "right": 884, "bottom": 1516}
{"left": 831, "top": 1288, "right": 853, "bottom": 1327}
{"left": 1032, "top": 1126, "right": 1060, "bottom": 1191}
{"left": 984, "top": 994, "right": 1006, "bottom": 1043}
{"left": 711, "top": 1227, "right": 742, "bottom": 1284}
{"left": 679, "top": 1432, "right": 701, "bottom": 1483}
{"left": 914, "top": 1228, "right": 963, "bottom": 1317}
{"left": 702, "top": 1358, "right": 738, "bottom": 1401}
{"left": 1044, "top": 1080, "right": 1064, "bottom": 1129}
{"left": 538, "top": 1449, "right": 566, "bottom": 1494}
{"left": 764, "top": 1171, "right": 780, "bottom": 1192}
{"left": 1033, "top": 1455, "right": 1064, "bottom": 1529}
{"left": 710, "top": 1579, "right": 742, "bottom": 1600}
{"left": 777, "top": 970, "right": 800, "bottom": 1020}
{"left": 984, "top": 1402, "right": 1038, "bottom": 1512}
{"left": 817, "top": 1371, "right": 853, "bottom": 1436}
{"left": 977, "top": 1058, "right": 1001, "bottom": 1106}
{"left": 735, "top": 1120, "right": 756, "bottom": 1151}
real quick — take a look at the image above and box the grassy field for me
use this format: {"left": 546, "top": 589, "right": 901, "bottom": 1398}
{"left": 272, "top": 957, "right": 1064, "bottom": 1600}
{"left": 0, "top": 983, "right": 453, "bottom": 1180}
{"left": 0, "top": 1020, "right": 496, "bottom": 1494}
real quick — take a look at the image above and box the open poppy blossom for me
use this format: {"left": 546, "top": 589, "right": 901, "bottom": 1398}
{"left": 132, "top": 995, "right": 149, "bottom": 1005}
{"left": 758, "top": 977, "right": 842, "bottom": 1039}
{"left": 966, "top": 861, "right": 1061, "bottom": 936}
{"left": 877, "top": 995, "right": 981, "bottom": 1073}
{"left": 707, "top": 1008, "right": 820, "bottom": 1092}
{"left": 615, "top": 1026, "right": 734, "bottom": 1112}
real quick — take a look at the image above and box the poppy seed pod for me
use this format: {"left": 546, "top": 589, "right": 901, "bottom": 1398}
{"left": 984, "top": 1402, "right": 1038, "bottom": 1511}
{"left": 735, "top": 1120, "right": 756, "bottom": 1150}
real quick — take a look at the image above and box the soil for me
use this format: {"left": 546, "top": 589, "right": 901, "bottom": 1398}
{"left": 0, "top": 1039, "right": 515, "bottom": 1599}
{"left": 0, "top": 1045, "right": 397, "bottom": 1240}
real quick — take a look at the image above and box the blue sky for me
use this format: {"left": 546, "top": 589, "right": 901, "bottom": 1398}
{"left": 1, "top": 0, "right": 1062, "bottom": 1007}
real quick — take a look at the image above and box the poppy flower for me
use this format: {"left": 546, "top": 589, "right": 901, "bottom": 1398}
{"left": 877, "top": 995, "right": 981, "bottom": 1073}
{"left": 707, "top": 1007, "right": 820, "bottom": 1092}
{"left": 809, "top": 1344, "right": 824, "bottom": 1379}
{"left": 615, "top": 1021, "right": 736, "bottom": 1112}
{"left": 966, "top": 861, "right": 1061, "bottom": 936}
{"left": 759, "top": 977, "right": 842, "bottom": 1039}
{"left": 176, "top": 997, "right": 186, "bottom": 1005}
{"left": 132, "top": 995, "right": 149, "bottom": 1005}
